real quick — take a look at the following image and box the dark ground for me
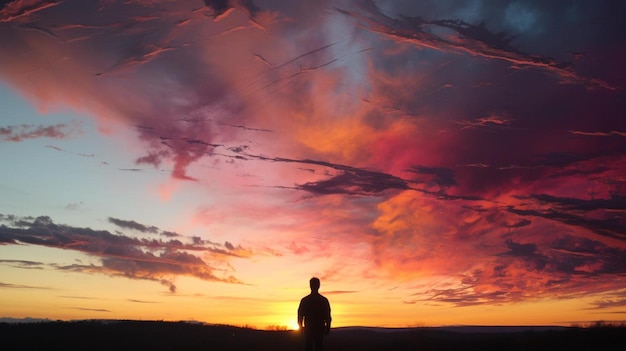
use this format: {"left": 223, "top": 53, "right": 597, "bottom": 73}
{"left": 1, "top": 320, "right": 624, "bottom": 351}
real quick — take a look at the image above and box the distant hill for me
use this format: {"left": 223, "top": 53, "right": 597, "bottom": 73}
{"left": 336, "top": 325, "right": 568, "bottom": 333}
{"left": 0, "top": 320, "right": 623, "bottom": 351}
{"left": 0, "top": 317, "right": 53, "bottom": 323}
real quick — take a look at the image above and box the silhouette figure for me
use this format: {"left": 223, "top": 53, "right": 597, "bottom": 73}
{"left": 298, "top": 277, "right": 332, "bottom": 351}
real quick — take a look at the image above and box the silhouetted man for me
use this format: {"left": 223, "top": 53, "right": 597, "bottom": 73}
{"left": 298, "top": 277, "right": 332, "bottom": 351}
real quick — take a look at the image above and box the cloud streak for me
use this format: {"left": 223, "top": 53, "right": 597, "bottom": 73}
{"left": 338, "top": 1, "right": 615, "bottom": 89}
{"left": 0, "top": 281, "right": 52, "bottom": 289}
{"left": 1, "top": 123, "right": 75, "bottom": 141}
{"left": 0, "top": 214, "right": 251, "bottom": 291}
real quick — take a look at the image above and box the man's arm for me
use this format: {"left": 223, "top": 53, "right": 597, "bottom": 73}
{"left": 325, "top": 299, "right": 332, "bottom": 334}
{"left": 297, "top": 299, "right": 304, "bottom": 328}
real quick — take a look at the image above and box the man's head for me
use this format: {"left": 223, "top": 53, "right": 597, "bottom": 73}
{"left": 310, "top": 277, "right": 320, "bottom": 292}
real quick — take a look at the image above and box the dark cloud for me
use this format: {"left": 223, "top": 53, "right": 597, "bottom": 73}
{"left": 204, "top": 0, "right": 230, "bottom": 18}
{"left": 570, "top": 130, "right": 626, "bottom": 138}
{"left": 503, "top": 219, "right": 531, "bottom": 228}
{"left": 127, "top": 299, "right": 157, "bottom": 304}
{"left": 161, "top": 230, "right": 181, "bottom": 238}
{"left": 108, "top": 217, "right": 159, "bottom": 234}
{"left": 501, "top": 239, "right": 548, "bottom": 271}
{"left": 72, "top": 307, "right": 110, "bottom": 312}
{"left": 338, "top": 1, "right": 614, "bottom": 89}
{"left": 411, "top": 283, "right": 518, "bottom": 307}
{"left": 508, "top": 194, "right": 626, "bottom": 241}
{"left": 0, "top": 259, "right": 45, "bottom": 269}
{"left": 228, "top": 150, "right": 412, "bottom": 195}
{"left": 407, "top": 166, "right": 456, "bottom": 189}
{"left": 0, "top": 214, "right": 251, "bottom": 290}
{"left": 298, "top": 170, "right": 410, "bottom": 196}
{"left": 588, "top": 298, "right": 626, "bottom": 310}
{"left": 58, "top": 295, "right": 99, "bottom": 300}
{"left": 0, "top": 0, "right": 64, "bottom": 23}
{"left": 46, "top": 145, "right": 94, "bottom": 158}
{"left": 204, "top": 0, "right": 260, "bottom": 20}
{"left": 531, "top": 193, "right": 626, "bottom": 213}
{"left": 550, "top": 236, "right": 626, "bottom": 276}
{"left": 502, "top": 239, "right": 538, "bottom": 258}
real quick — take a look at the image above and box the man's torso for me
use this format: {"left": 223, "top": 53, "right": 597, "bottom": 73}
{"left": 299, "top": 293, "right": 330, "bottom": 330}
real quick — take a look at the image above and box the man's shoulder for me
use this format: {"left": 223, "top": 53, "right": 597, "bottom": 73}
{"left": 301, "top": 293, "right": 315, "bottom": 301}
{"left": 302, "top": 293, "right": 329, "bottom": 303}
{"left": 301, "top": 293, "right": 325, "bottom": 300}
{"left": 316, "top": 294, "right": 329, "bottom": 301}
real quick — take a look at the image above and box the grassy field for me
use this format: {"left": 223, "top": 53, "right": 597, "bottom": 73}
{"left": 1, "top": 320, "right": 624, "bottom": 350}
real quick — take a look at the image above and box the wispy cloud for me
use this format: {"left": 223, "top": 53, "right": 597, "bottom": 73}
{"left": 1, "top": 123, "right": 76, "bottom": 142}
{"left": 0, "top": 0, "right": 64, "bottom": 24}
{"left": 0, "top": 281, "right": 52, "bottom": 290}
{"left": 58, "top": 295, "right": 100, "bottom": 300}
{"left": 338, "top": 1, "right": 614, "bottom": 89}
{"left": 72, "top": 307, "right": 111, "bottom": 313}
{"left": 570, "top": 130, "right": 626, "bottom": 137}
{"left": 587, "top": 298, "right": 626, "bottom": 310}
{"left": 127, "top": 299, "right": 157, "bottom": 304}
{"left": 325, "top": 290, "right": 359, "bottom": 295}
{"left": 108, "top": 217, "right": 159, "bottom": 234}
{"left": 0, "top": 259, "right": 45, "bottom": 269}
{"left": 508, "top": 193, "right": 626, "bottom": 241}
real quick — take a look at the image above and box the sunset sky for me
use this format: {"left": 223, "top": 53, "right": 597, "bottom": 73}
{"left": 1, "top": 0, "right": 625, "bottom": 329}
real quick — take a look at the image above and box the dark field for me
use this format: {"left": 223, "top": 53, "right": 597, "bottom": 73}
{"left": 1, "top": 320, "right": 624, "bottom": 351}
